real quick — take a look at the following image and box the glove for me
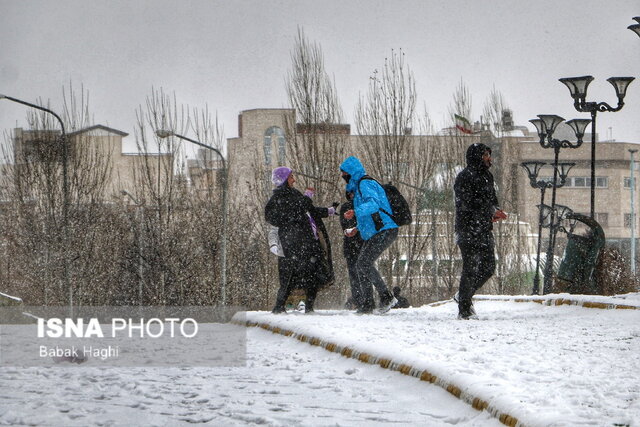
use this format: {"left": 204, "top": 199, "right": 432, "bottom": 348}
{"left": 270, "top": 245, "right": 279, "bottom": 256}
{"left": 343, "top": 209, "right": 355, "bottom": 220}
{"left": 328, "top": 202, "right": 340, "bottom": 216}
{"left": 492, "top": 209, "right": 508, "bottom": 222}
{"left": 304, "top": 187, "right": 315, "bottom": 198}
{"left": 344, "top": 227, "right": 358, "bottom": 237}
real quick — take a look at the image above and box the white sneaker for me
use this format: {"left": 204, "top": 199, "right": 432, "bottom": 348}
{"left": 378, "top": 297, "right": 398, "bottom": 314}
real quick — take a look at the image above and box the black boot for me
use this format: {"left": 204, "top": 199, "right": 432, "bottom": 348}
{"left": 305, "top": 287, "right": 318, "bottom": 314}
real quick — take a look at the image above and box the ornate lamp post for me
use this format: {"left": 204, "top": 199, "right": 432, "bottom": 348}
{"left": 628, "top": 17, "right": 640, "bottom": 38}
{"left": 521, "top": 161, "right": 575, "bottom": 294}
{"left": 528, "top": 114, "right": 590, "bottom": 293}
{"left": 155, "top": 130, "right": 228, "bottom": 306}
{"left": 0, "top": 94, "right": 71, "bottom": 311}
{"left": 558, "top": 75, "right": 635, "bottom": 218}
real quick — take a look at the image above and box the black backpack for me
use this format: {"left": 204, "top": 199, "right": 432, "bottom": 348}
{"left": 357, "top": 176, "right": 413, "bottom": 227}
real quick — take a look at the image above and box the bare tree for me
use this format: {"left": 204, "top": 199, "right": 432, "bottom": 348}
{"left": 482, "top": 87, "right": 533, "bottom": 294}
{"left": 353, "top": 48, "right": 420, "bottom": 294}
{"left": 282, "top": 27, "right": 348, "bottom": 307}
{"left": 0, "top": 83, "right": 121, "bottom": 305}
{"left": 284, "top": 27, "right": 346, "bottom": 196}
{"left": 131, "top": 88, "right": 224, "bottom": 305}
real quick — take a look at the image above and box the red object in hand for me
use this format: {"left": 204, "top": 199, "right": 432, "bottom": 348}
{"left": 492, "top": 209, "right": 508, "bottom": 222}
{"left": 344, "top": 209, "right": 355, "bottom": 220}
{"left": 345, "top": 227, "right": 358, "bottom": 237}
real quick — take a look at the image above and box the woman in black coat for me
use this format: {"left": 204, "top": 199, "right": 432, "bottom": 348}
{"left": 265, "top": 167, "right": 337, "bottom": 313}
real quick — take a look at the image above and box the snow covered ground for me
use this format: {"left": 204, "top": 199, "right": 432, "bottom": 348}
{"left": 0, "top": 326, "right": 499, "bottom": 426}
{"left": 240, "top": 294, "right": 640, "bottom": 427}
{"left": 0, "top": 293, "right": 638, "bottom": 426}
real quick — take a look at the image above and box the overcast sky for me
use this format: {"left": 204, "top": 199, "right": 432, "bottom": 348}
{"left": 1, "top": 0, "right": 639, "bottom": 155}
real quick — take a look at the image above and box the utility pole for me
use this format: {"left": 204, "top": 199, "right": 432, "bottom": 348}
{"left": 630, "top": 149, "right": 638, "bottom": 274}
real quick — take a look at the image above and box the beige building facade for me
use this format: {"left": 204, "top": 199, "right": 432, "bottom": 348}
{"left": 227, "top": 108, "right": 640, "bottom": 264}
{"left": 9, "top": 125, "right": 174, "bottom": 205}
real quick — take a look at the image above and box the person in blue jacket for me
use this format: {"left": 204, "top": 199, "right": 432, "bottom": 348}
{"left": 339, "top": 156, "right": 398, "bottom": 314}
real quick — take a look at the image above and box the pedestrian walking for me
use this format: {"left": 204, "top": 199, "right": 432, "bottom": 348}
{"left": 454, "top": 143, "right": 507, "bottom": 319}
{"left": 265, "top": 166, "right": 338, "bottom": 314}
{"left": 339, "top": 156, "right": 398, "bottom": 314}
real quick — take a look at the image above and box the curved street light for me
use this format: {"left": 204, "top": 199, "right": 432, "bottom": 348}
{"left": 155, "top": 129, "right": 228, "bottom": 306}
{"left": 528, "top": 114, "right": 588, "bottom": 293}
{"left": 0, "top": 94, "right": 71, "bottom": 311}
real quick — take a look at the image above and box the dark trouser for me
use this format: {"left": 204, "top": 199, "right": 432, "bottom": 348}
{"left": 356, "top": 228, "right": 398, "bottom": 310}
{"left": 457, "top": 234, "right": 496, "bottom": 313}
{"left": 346, "top": 254, "right": 363, "bottom": 309}
{"left": 273, "top": 257, "right": 319, "bottom": 311}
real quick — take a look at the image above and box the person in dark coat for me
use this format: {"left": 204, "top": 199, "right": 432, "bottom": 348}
{"left": 454, "top": 143, "right": 507, "bottom": 319}
{"left": 306, "top": 187, "right": 338, "bottom": 290}
{"left": 339, "top": 191, "right": 365, "bottom": 310}
{"left": 339, "top": 156, "right": 399, "bottom": 314}
{"left": 264, "top": 167, "right": 338, "bottom": 314}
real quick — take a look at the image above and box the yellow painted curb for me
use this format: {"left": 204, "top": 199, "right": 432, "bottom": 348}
{"left": 433, "top": 296, "right": 639, "bottom": 311}
{"left": 233, "top": 317, "right": 526, "bottom": 427}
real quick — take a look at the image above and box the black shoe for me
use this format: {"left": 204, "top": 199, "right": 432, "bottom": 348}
{"left": 356, "top": 306, "right": 374, "bottom": 314}
{"left": 457, "top": 309, "right": 478, "bottom": 320}
{"left": 380, "top": 297, "right": 397, "bottom": 314}
{"left": 272, "top": 306, "right": 286, "bottom": 314}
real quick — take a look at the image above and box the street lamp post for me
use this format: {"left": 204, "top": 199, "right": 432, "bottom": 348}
{"left": 521, "top": 161, "right": 575, "bottom": 294}
{"left": 630, "top": 150, "right": 638, "bottom": 275}
{"left": 558, "top": 76, "right": 635, "bottom": 218}
{"left": 155, "top": 130, "right": 228, "bottom": 305}
{"left": 0, "top": 94, "right": 71, "bottom": 311}
{"left": 122, "top": 190, "right": 144, "bottom": 305}
{"left": 528, "top": 114, "right": 590, "bottom": 293}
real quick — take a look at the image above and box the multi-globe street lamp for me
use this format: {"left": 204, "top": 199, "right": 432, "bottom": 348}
{"left": 155, "top": 129, "right": 228, "bottom": 306}
{"left": 628, "top": 17, "right": 640, "bottom": 38}
{"left": 558, "top": 75, "right": 635, "bottom": 218}
{"left": 521, "top": 161, "right": 575, "bottom": 294}
{"left": 538, "top": 202, "right": 577, "bottom": 258}
{"left": 0, "top": 94, "right": 72, "bottom": 311}
{"left": 528, "top": 114, "right": 590, "bottom": 294}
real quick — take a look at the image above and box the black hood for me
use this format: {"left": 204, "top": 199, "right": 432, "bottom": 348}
{"left": 466, "top": 143, "right": 491, "bottom": 169}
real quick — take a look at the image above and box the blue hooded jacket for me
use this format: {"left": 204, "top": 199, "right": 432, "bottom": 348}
{"left": 340, "top": 156, "right": 398, "bottom": 240}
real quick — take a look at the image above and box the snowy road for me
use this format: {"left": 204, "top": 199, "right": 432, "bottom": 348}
{"left": 0, "top": 326, "right": 500, "bottom": 426}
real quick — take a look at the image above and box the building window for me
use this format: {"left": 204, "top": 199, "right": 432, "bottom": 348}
{"left": 595, "top": 177, "right": 608, "bottom": 188}
{"left": 264, "top": 126, "right": 286, "bottom": 166}
{"left": 624, "top": 213, "right": 636, "bottom": 229}
{"left": 624, "top": 177, "right": 637, "bottom": 189}
{"left": 596, "top": 213, "right": 609, "bottom": 227}
{"left": 263, "top": 137, "right": 271, "bottom": 166}
{"left": 545, "top": 176, "right": 608, "bottom": 188}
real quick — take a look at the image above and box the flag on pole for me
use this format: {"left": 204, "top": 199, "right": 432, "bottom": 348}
{"left": 454, "top": 114, "right": 473, "bottom": 134}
